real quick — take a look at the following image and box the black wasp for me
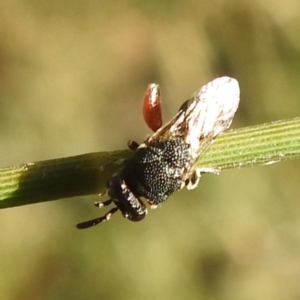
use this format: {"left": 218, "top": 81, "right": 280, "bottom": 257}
{"left": 77, "top": 76, "right": 240, "bottom": 229}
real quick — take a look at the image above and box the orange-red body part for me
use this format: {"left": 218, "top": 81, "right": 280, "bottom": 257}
{"left": 143, "top": 84, "right": 163, "bottom": 132}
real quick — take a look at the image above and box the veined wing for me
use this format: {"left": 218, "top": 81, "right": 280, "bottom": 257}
{"left": 142, "top": 76, "right": 240, "bottom": 163}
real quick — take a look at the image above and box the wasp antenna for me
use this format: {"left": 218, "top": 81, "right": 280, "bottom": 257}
{"left": 76, "top": 207, "right": 119, "bottom": 229}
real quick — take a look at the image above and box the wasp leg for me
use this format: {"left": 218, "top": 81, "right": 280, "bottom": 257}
{"left": 185, "top": 169, "right": 201, "bottom": 190}
{"left": 94, "top": 199, "right": 113, "bottom": 208}
{"left": 185, "top": 167, "right": 221, "bottom": 190}
{"left": 198, "top": 167, "right": 221, "bottom": 175}
{"left": 127, "top": 140, "right": 139, "bottom": 151}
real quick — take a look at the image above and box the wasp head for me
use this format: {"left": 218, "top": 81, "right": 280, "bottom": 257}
{"left": 107, "top": 173, "right": 148, "bottom": 222}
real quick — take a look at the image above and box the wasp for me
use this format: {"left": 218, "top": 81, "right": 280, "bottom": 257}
{"left": 77, "top": 76, "right": 240, "bottom": 228}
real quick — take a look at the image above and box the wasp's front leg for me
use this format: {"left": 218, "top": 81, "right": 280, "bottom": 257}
{"left": 127, "top": 140, "right": 139, "bottom": 151}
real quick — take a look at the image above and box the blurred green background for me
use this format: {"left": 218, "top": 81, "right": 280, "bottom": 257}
{"left": 1, "top": 1, "right": 300, "bottom": 299}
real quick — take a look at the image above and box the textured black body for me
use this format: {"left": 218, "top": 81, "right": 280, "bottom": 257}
{"left": 76, "top": 77, "right": 240, "bottom": 228}
{"left": 122, "top": 138, "right": 190, "bottom": 205}
{"left": 76, "top": 137, "right": 194, "bottom": 227}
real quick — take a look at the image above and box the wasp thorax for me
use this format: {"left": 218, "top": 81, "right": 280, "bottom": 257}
{"left": 122, "top": 138, "right": 191, "bottom": 206}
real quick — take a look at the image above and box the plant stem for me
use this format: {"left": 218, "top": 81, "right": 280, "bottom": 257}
{"left": 197, "top": 117, "right": 300, "bottom": 169}
{"left": 0, "top": 117, "right": 299, "bottom": 209}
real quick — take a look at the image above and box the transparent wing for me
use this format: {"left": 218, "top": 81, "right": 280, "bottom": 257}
{"left": 139, "top": 76, "right": 240, "bottom": 189}
{"left": 141, "top": 76, "right": 240, "bottom": 177}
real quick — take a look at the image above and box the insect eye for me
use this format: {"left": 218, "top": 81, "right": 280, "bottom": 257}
{"left": 143, "top": 83, "right": 163, "bottom": 132}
